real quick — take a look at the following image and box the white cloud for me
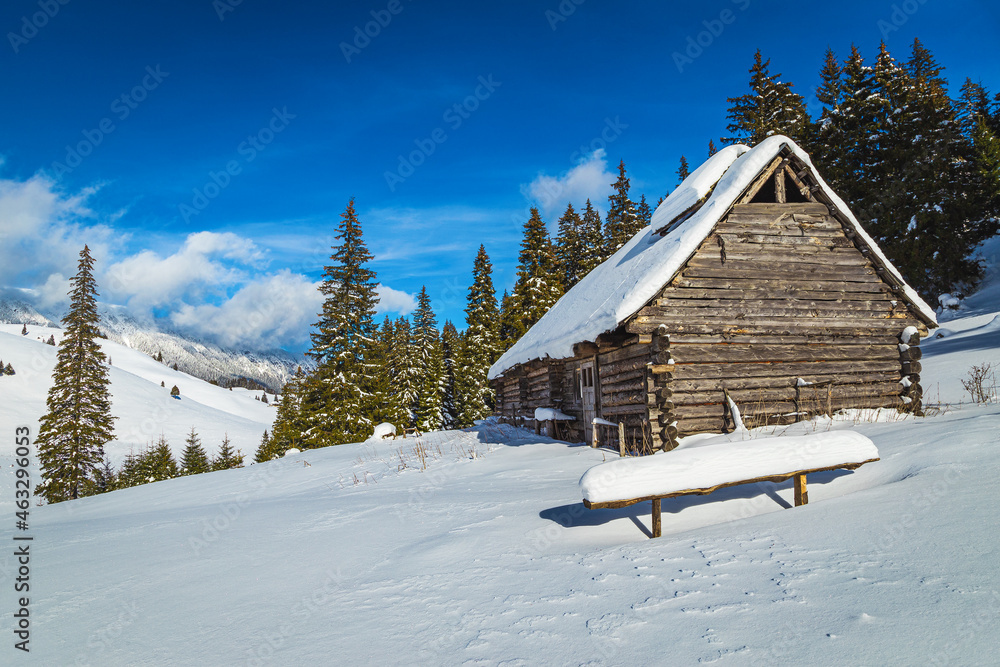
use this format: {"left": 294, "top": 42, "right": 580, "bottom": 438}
{"left": 0, "top": 173, "right": 116, "bottom": 290}
{"left": 169, "top": 270, "right": 322, "bottom": 350}
{"left": 521, "top": 149, "right": 615, "bottom": 222}
{"left": 104, "top": 231, "right": 265, "bottom": 312}
{"left": 376, "top": 284, "right": 417, "bottom": 315}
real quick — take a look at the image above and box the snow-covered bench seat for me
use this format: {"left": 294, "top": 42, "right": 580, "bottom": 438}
{"left": 580, "top": 431, "right": 879, "bottom": 538}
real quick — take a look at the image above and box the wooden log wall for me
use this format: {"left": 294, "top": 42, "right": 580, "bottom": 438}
{"left": 629, "top": 202, "right": 925, "bottom": 436}
{"left": 598, "top": 341, "right": 655, "bottom": 452}
{"left": 495, "top": 374, "right": 528, "bottom": 423}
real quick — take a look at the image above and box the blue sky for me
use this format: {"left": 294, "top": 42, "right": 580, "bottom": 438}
{"left": 1, "top": 0, "right": 998, "bottom": 351}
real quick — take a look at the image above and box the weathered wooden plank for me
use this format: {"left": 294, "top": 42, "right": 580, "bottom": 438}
{"left": 632, "top": 319, "right": 919, "bottom": 336}
{"left": 669, "top": 276, "right": 892, "bottom": 293}
{"left": 682, "top": 261, "right": 879, "bottom": 282}
{"left": 668, "top": 343, "right": 901, "bottom": 364}
{"left": 662, "top": 333, "right": 902, "bottom": 346}
{"left": 700, "top": 249, "right": 872, "bottom": 267}
{"left": 718, "top": 223, "right": 846, "bottom": 238}
{"left": 730, "top": 202, "right": 830, "bottom": 215}
{"left": 717, "top": 232, "right": 853, "bottom": 248}
{"left": 600, "top": 403, "right": 649, "bottom": 416}
{"left": 597, "top": 343, "right": 651, "bottom": 365}
{"left": 663, "top": 358, "right": 902, "bottom": 379}
{"left": 654, "top": 299, "right": 899, "bottom": 314}
{"left": 794, "top": 474, "right": 808, "bottom": 506}
{"left": 669, "top": 371, "right": 903, "bottom": 393}
{"left": 643, "top": 305, "right": 902, "bottom": 321}
{"left": 671, "top": 381, "right": 902, "bottom": 406}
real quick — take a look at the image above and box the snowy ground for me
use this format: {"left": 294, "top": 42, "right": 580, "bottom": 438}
{"left": 2, "top": 311, "right": 1000, "bottom": 664}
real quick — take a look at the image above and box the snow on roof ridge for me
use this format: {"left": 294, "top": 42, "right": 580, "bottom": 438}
{"left": 489, "top": 135, "right": 936, "bottom": 380}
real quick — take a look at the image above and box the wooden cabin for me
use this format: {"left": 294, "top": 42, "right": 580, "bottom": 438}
{"left": 489, "top": 136, "right": 937, "bottom": 451}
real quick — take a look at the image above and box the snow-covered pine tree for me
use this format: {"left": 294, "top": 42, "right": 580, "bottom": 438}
{"left": 578, "top": 199, "right": 604, "bottom": 277}
{"left": 511, "top": 208, "right": 563, "bottom": 339}
{"left": 441, "top": 321, "right": 460, "bottom": 429}
{"left": 35, "top": 245, "right": 117, "bottom": 503}
{"left": 412, "top": 287, "right": 446, "bottom": 432}
{"left": 455, "top": 245, "right": 500, "bottom": 427}
{"left": 868, "top": 39, "right": 997, "bottom": 296}
{"left": 147, "top": 434, "right": 179, "bottom": 481}
{"left": 603, "top": 161, "right": 641, "bottom": 255}
{"left": 270, "top": 367, "right": 307, "bottom": 453}
{"left": 254, "top": 429, "right": 284, "bottom": 463}
{"left": 636, "top": 194, "right": 652, "bottom": 228}
{"left": 722, "top": 49, "right": 810, "bottom": 146}
{"left": 499, "top": 290, "right": 518, "bottom": 352}
{"left": 91, "top": 457, "right": 116, "bottom": 495}
{"left": 554, "top": 203, "right": 586, "bottom": 289}
{"left": 180, "top": 427, "right": 211, "bottom": 475}
{"left": 676, "top": 156, "right": 690, "bottom": 185}
{"left": 386, "top": 317, "right": 420, "bottom": 425}
{"left": 372, "top": 317, "right": 409, "bottom": 430}
{"left": 115, "top": 450, "right": 143, "bottom": 489}
{"left": 302, "top": 198, "right": 383, "bottom": 447}
{"left": 213, "top": 434, "right": 244, "bottom": 470}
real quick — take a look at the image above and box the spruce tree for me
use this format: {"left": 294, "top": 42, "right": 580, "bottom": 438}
{"left": 270, "top": 367, "right": 307, "bottom": 453}
{"left": 35, "top": 245, "right": 117, "bottom": 503}
{"left": 454, "top": 246, "right": 500, "bottom": 427}
{"left": 374, "top": 317, "right": 410, "bottom": 429}
{"left": 636, "top": 195, "right": 652, "bottom": 228}
{"left": 302, "top": 198, "right": 383, "bottom": 447}
{"left": 180, "top": 427, "right": 211, "bottom": 475}
{"left": 441, "top": 321, "right": 460, "bottom": 429}
{"left": 707, "top": 140, "right": 718, "bottom": 157}
{"left": 116, "top": 450, "right": 143, "bottom": 489}
{"left": 91, "top": 457, "right": 116, "bottom": 495}
{"left": 386, "top": 317, "right": 420, "bottom": 425}
{"left": 603, "top": 161, "right": 641, "bottom": 255}
{"left": 498, "top": 290, "right": 518, "bottom": 352}
{"left": 723, "top": 49, "right": 810, "bottom": 145}
{"left": 147, "top": 434, "right": 179, "bottom": 481}
{"left": 255, "top": 429, "right": 285, "bottom": 463}
{"left": 578, "top": 199, "right": 605, "bottom": 277}
{"left": 511, "top": 208, "right": 563, "bottom": 338}
{"left": 554, "top": 203, "right": 586, "bottom": 289}
{"left": 412, "top": 287, "right": 446, "bottom": 432}
{"left": 213, "top": 434, "right": 244, "bottom": 470}
{"left": 676, "top": 156, "right": 691, "bottom": 185}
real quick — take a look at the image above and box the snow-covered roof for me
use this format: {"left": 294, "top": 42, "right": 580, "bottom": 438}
{"left": 489, "top": 135, "right": 937, "bottom": 380}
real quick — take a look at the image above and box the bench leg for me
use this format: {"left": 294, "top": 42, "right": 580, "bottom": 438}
{"left": 651, "top": 498, "right": 661, "bottom": 538}
{"left": 794, "top": 474, "right": 808, "bottom": 507}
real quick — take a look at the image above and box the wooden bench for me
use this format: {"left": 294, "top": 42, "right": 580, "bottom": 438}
{"left": 579, "top": 431, "right": 879, "bottom": 539}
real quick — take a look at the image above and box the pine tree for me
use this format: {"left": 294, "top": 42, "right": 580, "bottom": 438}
{"left": 35, "top": 246, "right": 117, "bottom": 503}
{"left": 21, "top": 323, "right": 27, "bottom": 335}
{"left": 180, "top": 427, "right": 211, "bottom": 475}
{"left": 213, "top": 434, "right": 244, "bottom": 470}
{"left": 578, "top": 199, "right": 605, "bottom": 277}
{"left": 4, "top": 363, "right": 13, "bottom": 376}
{"left": 676, "top": 156, "right": 690, "bottom": 185}
{"left": 147, "top": 434, "right": 179, "bottom": 481}
{"left": 385, "top": 317, "right": 420, "bottom": 425}
{"left": 499, "top": 290, "right": 518, "bottom": 353}
{"left": 46, "top": 335, "right": 55, "bottom": 346}
{"left": 90, "top": 457, "right": 116, "bottom": 495}
{"left": 170, "top": 385, "right": 180, "bottom": 397}
{"left": 554, "top": 203, "right": 586, "bottom": 289}
{"left": 636, "top": 194, "right": 652, "bottom": 228}
{"left": 116, "top": 450, "right": 144, "bottom": 489}
{"left": 441, "top": 321, "right": 460, "bottom": 429}
{"left": 412, "top": 287, "right": 446, "bottom": 432}
{"left": 707, "top": 140, "right": 718, "bottom": 157}
{"left": 302, "top": 198, "right": 383, "bottom": 447}
{"left": 454, "top": 246, "right": 501, "bottom": 427}
{"left": 271, "top": 367, "right": 307, "bottom": 453}
{"left": 723, "top": 49, "right": 810, "bottom": 145}
{"left": 511, "top": 208, "right": 563, "bottom": 338}
{"left": 603, "top": 161, "right": 642, "bottom": 255}
{"left": 254, "top": 429, "right": 285, "bottom": 463}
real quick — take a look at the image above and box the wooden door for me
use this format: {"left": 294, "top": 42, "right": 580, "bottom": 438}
{"left": 581, "top": 361, "right": 596, "bottom": 445}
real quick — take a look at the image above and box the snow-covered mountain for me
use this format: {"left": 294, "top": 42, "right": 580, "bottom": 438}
{"left": 0, "top": 298, "right": 308, "bottom": 392}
